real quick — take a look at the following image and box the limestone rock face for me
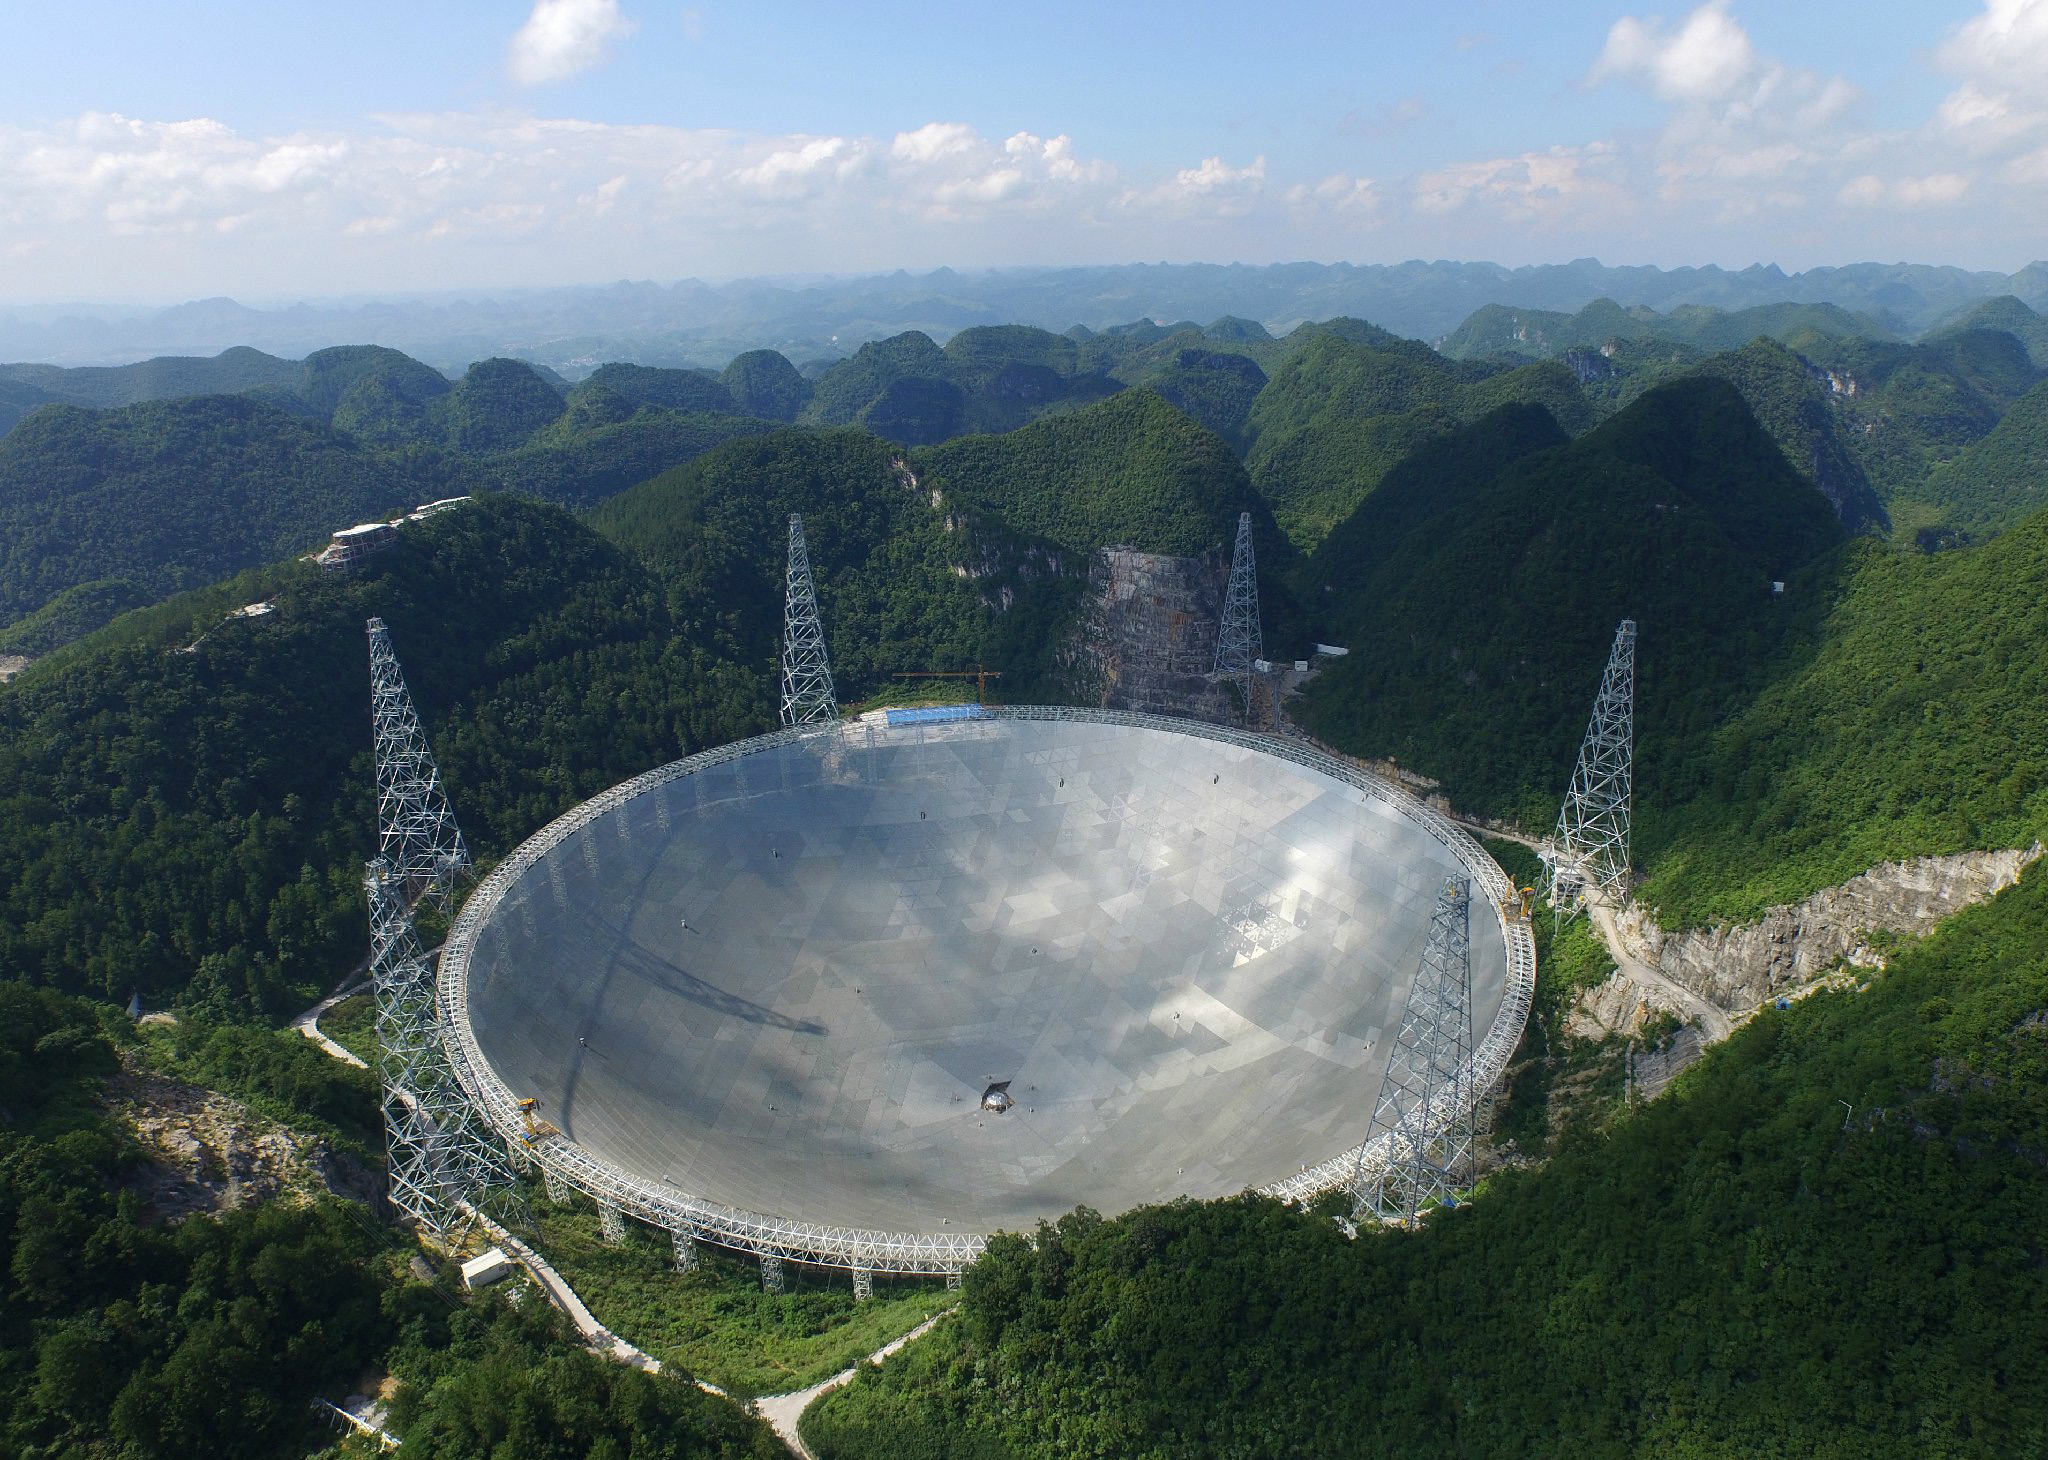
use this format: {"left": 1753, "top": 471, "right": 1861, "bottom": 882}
{"left": 1565, "top": 970, "right": 1689, "bottom": 1040}
{"left": 1631, "top": 846, "right": 2040, "bottom": 1011}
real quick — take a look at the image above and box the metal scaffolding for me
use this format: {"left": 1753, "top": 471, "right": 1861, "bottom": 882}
{"left": 1213, "top": 512, "right": 1261, "bottom": 720}
{"left": 1356, "top": 875, "right": 1474, "bottom": 1225}
{"left": 780, "top": 514, "right": 840, "bottom": 727}
{"left": 1550, "top": 618, "right": 1636, "bottom": 918}
{"left": 368, "top": 617, "right": 470, "bottom": 915}
{"left": 367, "top": 858, "right": 518, "bottom": 1231}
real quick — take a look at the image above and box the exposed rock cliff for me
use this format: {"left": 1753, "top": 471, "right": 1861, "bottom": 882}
{"left": 1076, "top": 547, "right": 1236, "bottom": 720}
{"left": 1628, "top": 846, "right": 2041, "bottom": 1012}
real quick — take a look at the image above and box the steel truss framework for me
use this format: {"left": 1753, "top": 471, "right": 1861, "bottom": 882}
{"left": 368, "top": 617, "right": 471, "bottom": 914}
{"left": 780, "top": 514, "right": 840, "bottom": 727}
{"left": 436, "top": 708, "right": 1536, "bottom": 1275}
{"left": 367, "top": 858, "right": 519, "bottom": 1231}
{"left": 1550, "top": 618, "right": 1636, "bottom": 915}
{"left": 1213, "top": 512, "right": 1262, "bottom": 717}
{"left": 1356, "top": 876, "right": 1473, "bottom": 1224}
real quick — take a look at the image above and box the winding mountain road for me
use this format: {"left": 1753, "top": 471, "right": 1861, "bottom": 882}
{"left": 1447, "top": 814, "right": 1734, "bottom": 1045}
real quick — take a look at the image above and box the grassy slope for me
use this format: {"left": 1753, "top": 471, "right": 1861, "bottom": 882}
{"left": 534, "top": 1200, "right": 952, "bottom": 1398}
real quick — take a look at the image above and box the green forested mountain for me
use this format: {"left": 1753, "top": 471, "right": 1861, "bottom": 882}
{"left": 0, "top": 579, "right": 149, "bottom": 657}
{"left": 0, "top": 345, "right": 306, "bottom": 410}
{"left": 1132, "top": 347, "right": 1268, "bottom": 438}
{"left": 1241, "top": 329, "right": 1593, "bottom": 551}
{"left": 1928, "top": 295, "right": 2048, "bottom": 368}
{"left": 1673, "top": 338, "right": 1890, "bottom": 533}
{"left": 1299, "top": 379, "right": 1842, "bottom": 838}
{"left": 4, "top": 299, "right": 2048, "bottom": 1459}
{"left": 439, "top": 357, "right": 568, "bottom": 453}
{"left": 0, "top": 395, "right": 474, "bottom": 628}
{"left": 721, "top": 347, "right": 814, "bottom": 420}
{"left": 576, "top": 361, "right": 738, "bottom": 416}
{"left": 1439, "top": 296, "right": 1899, "bottom": 361}
{"left": 1297, "top": 371, "right": 2048, "bottom": 926}
{"left": 0, "top": 496, "right": 765, "bottom": 1012}
{"left": 1469, "top": 309, "right": 2045, "bottom": 544}
{"left": 1762, "top": 331, "right": 2040, "bottom": 534}
{"left": 0, "top": 358, "right": 783, "bottom": 644}
{"left": 1919, "top": 379, "right": 2048, "bottom": 542}
{"left": 494, "top": 408, "right": 778, "bottom": 509}
{"left": 806, "top": 857, "right": 2048, "bottom": 1459}
{"left": 1635, "top": 501, "right": 2048, "bottom": 923}
{"left": 0, "top": 983, "right": 784, "bottom": 1460}
{"left": 591, "top": 428, "right": 1088, "bottom": 701}
{"left": 803, "top": 331, "right": 958, "bottom": 437}
{"left": 914, "top": 387, "right": 1268, "bottom": 560}
{"left": 799, "top": 326, "right": 1130, "bottom": 444}
{"left": 0, "top": 378, "right": 59, "bottom": 438}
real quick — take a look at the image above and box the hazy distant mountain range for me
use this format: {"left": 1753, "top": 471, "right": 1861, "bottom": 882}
{"left": 7, "top": 257, "right": 2046, "bottom": 375}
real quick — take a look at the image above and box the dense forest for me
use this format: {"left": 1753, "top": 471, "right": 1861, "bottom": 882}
{"left": 0, "top": 985, "right": 783, "bottom": 1458}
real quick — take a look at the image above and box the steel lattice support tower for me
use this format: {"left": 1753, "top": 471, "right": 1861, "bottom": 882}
{"left": 1550, "top": 618, "right": 1636, "bottom": 916}
{"left": 1356, "top": 875, "right": 1474, "bottom": 1225}
{"left": 780, "top": 514, "right": 840, "bottom": 727}
{"left": 368, "top": 617, "right": 470, "bottom": 914}
{"left": 1213, "top": 511, "right": 1262, "bottom": 720}
{"left": 367, "top": 857, "right": 517, "bottom": 1232}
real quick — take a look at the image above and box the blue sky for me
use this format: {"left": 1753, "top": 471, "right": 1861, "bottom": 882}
{"left": 3, "top": 1, "right": 2042, "bottom": 300}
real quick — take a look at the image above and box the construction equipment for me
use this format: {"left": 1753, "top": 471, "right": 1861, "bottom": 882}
{"left": 517, "top": 1097, "right": 560, "bottom": 1146}
{"left": 892, "top": 667, "right": 1004, "bottom": 705}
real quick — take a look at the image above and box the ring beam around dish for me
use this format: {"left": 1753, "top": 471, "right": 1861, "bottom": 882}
{"left": 439, "top": 708, "right": 1536, "bottom": 1274}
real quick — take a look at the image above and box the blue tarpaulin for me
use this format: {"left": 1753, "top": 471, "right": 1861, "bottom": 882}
{"left": 885, "top": 704, "right": 984, "bottom": 727}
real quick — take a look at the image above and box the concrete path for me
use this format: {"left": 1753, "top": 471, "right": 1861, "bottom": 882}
{"left": 754, "top": 1311, "right": 954, "bottom": 1460}
{"left": 290, "top": 979, "right": 371, "bottom": 1068}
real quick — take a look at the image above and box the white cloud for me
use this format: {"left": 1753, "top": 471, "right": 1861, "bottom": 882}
{"left": 508, "top": 0, "right": 636, "bottom": 86}
{"left": 1285, "top": 173, "right": 1380, "bottom": 218}
{"left": 0, "top": 111, "right": 1387, "bottom": 293}
{"left": 892, "top": 122, "right": 980, "bottom": 166}
{"left": 1586, "top": 2, "right": 1866, "bottom": 223}
{"left": 1839, "top": 172, "right": 1971, "bottom": 208}
{"left": 1592, "top": 1, "right": 1760, "bottom": 103}
{"left": 1934, "top": 0, "right": 2048, "bottom": 148}
{"left": 1119, "top": 155, "right": 1266, "bottom": 217}
{"left": 1937, "top": 0, "right": 2048, "bottom": 89}
{"left": 1413, "top": 144, "right": 1626, "bottom": 223}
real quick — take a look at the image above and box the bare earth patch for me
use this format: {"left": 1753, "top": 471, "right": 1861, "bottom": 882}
{"left": 102, "top": 1051, "right": 380, "bottom": 1222}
